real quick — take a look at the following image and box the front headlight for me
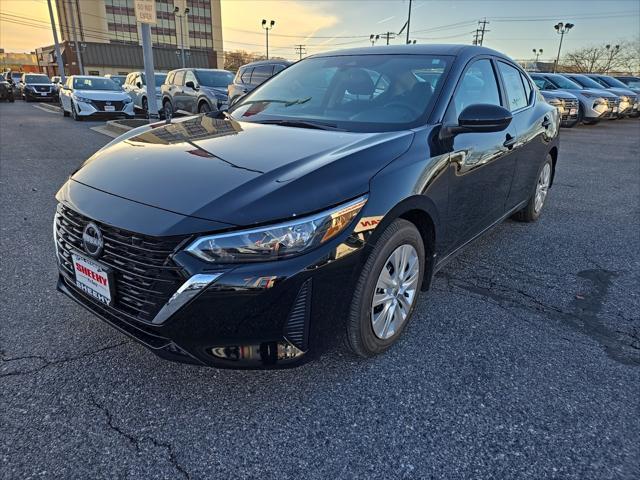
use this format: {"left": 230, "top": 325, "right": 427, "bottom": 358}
{"left": 123, "top": 96, "right": 132, "bottom": 103}
{"left": 547, "top": 97, "right": 563, "bottom": 112}
{"left": 186, "top": 196, "right": 368, "bottom": 263}
{"left": 73, "top": 95, "right": 92, "bottom": 103}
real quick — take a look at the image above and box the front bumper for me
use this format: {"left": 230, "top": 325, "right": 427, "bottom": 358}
{"left": 54, "top": 202, "right": 368, "bottom": 368}
{"left": 24, "top": 89, "right": 56, "bottom": 101}
{"left": 75, "top": 99, "right": 135, "bottom": 117}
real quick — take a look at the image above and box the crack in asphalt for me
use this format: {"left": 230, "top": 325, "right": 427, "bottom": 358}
{"left": 436, "top": 266, "right": 640, "bottom": 366}
{"left": 90, "top": 397, "right": 191, "bottom": 480}
{"left": 0, "top": 341, "right": 130, "bottom": 378}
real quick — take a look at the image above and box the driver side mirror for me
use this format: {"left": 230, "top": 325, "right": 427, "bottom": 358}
{"left": 443, "top": 104, "right": 513, "bottom": 137}
{"left": 136, "top": 81, "right": 142, "bottom": 88}
{"left": 185, "top": 80, "right": 198, "bottom": 90}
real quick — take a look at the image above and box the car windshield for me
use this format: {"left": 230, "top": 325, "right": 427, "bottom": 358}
{"left": 570, "top": 75, "right": 605, "bottom": 89}
{"left": 25, "top": 75, "right": 49, "bottom": 83}
{"left": 547, "top": 74, "right": 581, "bottom": 90}
{"left": 73, "top": 77, "right": 120, "bottom": 91}
{"left": 195, "top": 70, "right": 235, "bottom": 87}
{"left": 140, "top": 73, "right": 167, "bottom": 86}
{"left": 619, "top": 77, "right": 640, "bottom": 89}
{"left": 229, "top": 54, "right": 452, "bottom": 132}
{"left": 110, "top": 76, "right": 126, "bottom": 86}
{"left": 599, "top": 76, "right": 631, "bottom": 89}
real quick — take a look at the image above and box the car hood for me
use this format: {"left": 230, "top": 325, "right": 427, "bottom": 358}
{"left": 541, "top": 90, "right": 576, "bottom": 100}
{"left": 72, "top": 115, "right": 415, "bottom": 226}
{"left": 565, "top": 88, "right": 618, "bottom": 99}
{"left": 74, "top": 89, "right": 129, "bottom": 100}
{"left": 25, "top": 83, "right": 53, "bottom": 87}
{"left": 201, "top": 86, "right": 228, "bottom": 97}
{"left": 604, "top": 87, "right": 637, "bottom": 98}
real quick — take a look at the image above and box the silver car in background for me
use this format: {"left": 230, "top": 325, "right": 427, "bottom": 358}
{"left": 536, "top": 88, "right": 579, "bottom": 127}
{"left": 123, "top": 71, "right": 167, "bottom": 115}
{"left": 530, "top": 73, "right": 618, "bottom": 124}
{"left": 584, "top": 74, "right": 639, "bottom": 117}
{"left": 561, "top": 74, "right": 629, "bottom": 118}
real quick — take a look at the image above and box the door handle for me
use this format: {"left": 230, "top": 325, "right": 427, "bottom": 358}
{"left": 503, "top": 134, "right": 517, "bottom": 150}
{"left": 541, "top": 116, "right": 551, "bottom": 128}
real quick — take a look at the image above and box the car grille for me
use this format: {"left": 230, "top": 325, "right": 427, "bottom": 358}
{"left": 34, "top": 86, "right": 51, "bottom": 92}
{"left": 91, "top": 100, "right": 125, "bottom": 111}
{"left": 560, "top": 98, "right": 579, "bottom": 119}
{"left": 54, "top": 204, "right": 188, "bottom": 324}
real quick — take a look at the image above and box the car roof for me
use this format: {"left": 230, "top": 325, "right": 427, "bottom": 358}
{"left": 241, "top": 60, "right": 293, "bottom": 68}
{"left": 308, "top": 44, "right": 511, "bottom": 62}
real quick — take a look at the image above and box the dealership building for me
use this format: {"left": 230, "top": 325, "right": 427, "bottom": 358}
{"left": 37, "top": 0, "right": 223, "bottom": 77}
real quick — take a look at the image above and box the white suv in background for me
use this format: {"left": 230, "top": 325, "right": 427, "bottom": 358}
{"left": 122, "top": 71, "right": 167, "bottom": 115}
{"left": 59, "top": 75, "right": 134, "bottom": 121}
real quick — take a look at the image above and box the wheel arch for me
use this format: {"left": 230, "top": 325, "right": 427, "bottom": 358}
{"left": 548, "top": 146, "right": 558, "bottom": 186}
{"left": 364, "top": 195, "right": 440, "bottom": 291}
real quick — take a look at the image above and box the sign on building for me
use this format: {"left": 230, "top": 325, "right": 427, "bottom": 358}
{"left": 134, "top": 0, "right": 157, "bottom": 24}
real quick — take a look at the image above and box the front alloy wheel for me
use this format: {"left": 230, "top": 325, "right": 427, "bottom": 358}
{"left": 199, "top": 102, "right": 211, "bottom": 113}
{"left": 347, "top": 219, "right": 425, "bottom": 357}
{"left": 371, "top": 245, "right": 420, "bottom": 340}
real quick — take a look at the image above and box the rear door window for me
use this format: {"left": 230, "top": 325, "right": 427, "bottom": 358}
{"left": 497, "top": 61, "right": 528, "bottom": 112}
{"left": 250, "top": 65, "right": 273, "bottom": 85}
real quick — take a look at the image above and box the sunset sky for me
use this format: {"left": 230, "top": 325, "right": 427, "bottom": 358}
{"left": 1, "top": 0, "right": 638, "bottom": 61}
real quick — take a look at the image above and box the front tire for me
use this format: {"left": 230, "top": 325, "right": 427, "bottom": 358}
{"left": 142, "top": 97, "right": 148, "bottom": 114}
{"left": 198, "top": 102, "right": 211, "bottom": 114}
{"left": 163, "top": 99, "right": 173, "bottom": 119}
{"left": 347, "top": 219, "right": 425, "bottom": 357}
{"left": 513, "top": 154, "right": 553, "bottom": 222}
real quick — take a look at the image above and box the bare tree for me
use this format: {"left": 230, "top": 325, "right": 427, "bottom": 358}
{"left": 560, "top": 39, "right": 640, "bottom": 74}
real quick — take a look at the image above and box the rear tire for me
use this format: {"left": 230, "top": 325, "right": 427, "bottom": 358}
{"left": 513, "top": 154, "right": 553, "bottom": 222}
{"left": 347, "top": 219, "right": 425, "bottom": 357}
{"left": 163, "top": 99, "right": 173, "bottom": 119}
{"left": 142, "top": 97, "right": 148, "bottom": 114}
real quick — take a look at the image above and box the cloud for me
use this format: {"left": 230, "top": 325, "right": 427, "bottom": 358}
{"left": 377, "top": 15, "right": 396, "bottom": 25}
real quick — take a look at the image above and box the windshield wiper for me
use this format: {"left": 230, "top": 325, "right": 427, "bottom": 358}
{"left": 254, "top": 119, "right": 344, "bottom": 131}
{"left": 236, "top": 97, "right": 312, "bottom": 107}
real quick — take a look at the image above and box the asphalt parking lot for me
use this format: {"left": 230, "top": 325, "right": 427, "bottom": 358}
{"left": 1, "top": 100, "right": 639, "bottom": 479}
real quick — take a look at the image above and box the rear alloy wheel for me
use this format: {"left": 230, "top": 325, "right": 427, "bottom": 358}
{"left": 347, "top": 219, "right": 425, "bottom": 357}
{"left": 71, "top": 101, "right": 82, "bottom": 121}
{"left": 198, "top": 102, "right": 211, "bottom": 114}
{"left": 513, "top": 155, "right": 552, "bottom": 222}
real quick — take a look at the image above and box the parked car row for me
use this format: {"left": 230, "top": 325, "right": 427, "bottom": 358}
{"left": 531, "top": 72, "right": 639, "bottom": 128}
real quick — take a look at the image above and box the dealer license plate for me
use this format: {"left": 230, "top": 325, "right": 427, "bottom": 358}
{"left": 569, "top": 108, "right": 577, "bottom": 115}
{"left": 104, "top": 105, "right": 116, "bottom": 112}
{"left": 72, "top": 252, "right": 113, "bottom": 305}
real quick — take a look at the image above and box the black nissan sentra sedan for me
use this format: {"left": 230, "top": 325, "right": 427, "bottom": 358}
{"left": 54, "top": 45, "right": 559, "bottom": 368}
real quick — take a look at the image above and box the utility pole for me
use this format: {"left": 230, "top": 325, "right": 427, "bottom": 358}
{"left": 405, "top": 0, "right": 412, "bottom": 44}
{"left": 67, "top": 0, "right": 83, "bottom": 75}
{"left": 262, "top": 19, "right": 275, "bottom": 59}
{"left": 173, "top": 6, "right": 189, "bottom": 68}
{"left": 382, "top": 31, "right": 395, "bottom": 45}
{"left": 477, "top": 18, "right": 489, "bottom": 46}
{"left": 553, "top": 21, "right": 574, "bottom": 73}
{"left": 47, "top": 0, "right": 66, "bottom": 81}
{"left": 294, "top": 44, "right": 306, "bottom": 60}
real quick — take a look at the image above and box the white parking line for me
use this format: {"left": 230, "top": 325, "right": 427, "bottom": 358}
{"left": 33, "top": 103, "right": 61, "bottom": 114}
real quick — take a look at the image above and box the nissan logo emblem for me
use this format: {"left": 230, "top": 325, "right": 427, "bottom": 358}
{"left": 82, "top": 222, "right": 104, "bottom": 257}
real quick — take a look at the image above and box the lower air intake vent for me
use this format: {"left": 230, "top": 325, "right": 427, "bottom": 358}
{"left": 284, "top": 279, "right": 311, "bottom": 351}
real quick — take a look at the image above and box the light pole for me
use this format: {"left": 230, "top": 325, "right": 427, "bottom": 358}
{"left": 533, "top": 48, "right": 543, "bottom": 62}
{"left": 605, "top": 44, "right": 620, "bottom": 74}
{"left": 369, "top": 34, "right": 380, "bottom": 46}
{"left": 262, "top": 19, "right": 275, "bottom": 59}
{"left": 553, "top": 22, "right": 574, "bottom": 73}
{"left": 174, "top": 6, "right": 190, "bottom": 68}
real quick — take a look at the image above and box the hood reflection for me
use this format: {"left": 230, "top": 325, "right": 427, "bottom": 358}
{"left": 130, "top": 115, "right": 243, "bottom": 145}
